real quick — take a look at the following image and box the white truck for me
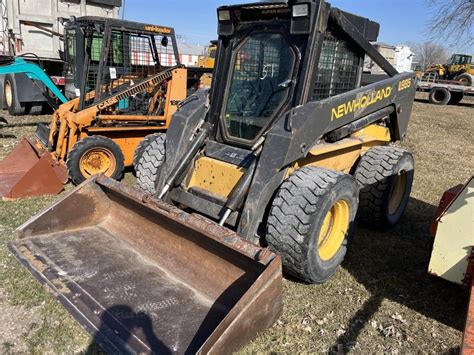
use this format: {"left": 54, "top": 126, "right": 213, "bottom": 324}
{"left": 0, "top": 0, "right": 121, "bottom": 115}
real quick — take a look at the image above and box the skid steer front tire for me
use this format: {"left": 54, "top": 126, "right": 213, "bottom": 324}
{"left": 354, "top": 146, "right": 414, "bottom": 229}
{"left": 67, "top": 135, "right": 125, "bottom": 185}
{"left": 266, "top": 166, "right": 359, "bottom": 284}
{"left": 136, "top": 133, "right": 166, "bottom": 193}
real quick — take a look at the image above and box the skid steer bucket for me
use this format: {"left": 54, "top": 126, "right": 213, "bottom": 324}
{"left": 9, "top": 176, "right": 282, "bottom": 353}
{"left": 0, "top": 137, "right": 68, "bottom": 199}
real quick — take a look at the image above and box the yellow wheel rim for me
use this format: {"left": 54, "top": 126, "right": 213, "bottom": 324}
{"left": 318, "top": 199, "right": 350, "bottom": 261}
{"left": 388, "top": 171, "right": 407, "bottom": 215}
{"left": 79, "top": 147, "right": 116, "bottom": 179}
{"left": 5, "top": 81, "right": 12, "bottom": 107}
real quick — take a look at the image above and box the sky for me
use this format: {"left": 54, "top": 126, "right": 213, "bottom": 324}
{"left": 122, "top": 0, "right": 468, "bottom": 53}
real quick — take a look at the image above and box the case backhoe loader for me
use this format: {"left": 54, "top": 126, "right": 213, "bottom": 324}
{"left": 0, "top": 17, "right": 198, "bottom": 199}
{"left": 10, "top": 1, "right": 416, "bottom": 353}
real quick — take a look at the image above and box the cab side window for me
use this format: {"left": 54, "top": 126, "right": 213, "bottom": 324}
{"left": 309, "top": 27, "right": 362, "bottom": 101}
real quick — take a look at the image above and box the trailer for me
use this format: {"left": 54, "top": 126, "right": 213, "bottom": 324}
{"left": 429, "top": 178, "right": 474, "bottom": 354}
{"left": 417, "top": 73, "right": 474, "bottom": 105}
{"left": 0, "top": 0, "right": 121, "bottom": 115}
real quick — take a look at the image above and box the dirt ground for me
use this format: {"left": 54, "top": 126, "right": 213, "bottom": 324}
{"left": 0, "top": 92, "right": 473, "bottom": 353}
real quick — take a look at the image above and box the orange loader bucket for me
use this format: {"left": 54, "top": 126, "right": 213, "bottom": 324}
{"left": 0, "top": 137, "right": 68, "bottom": 199}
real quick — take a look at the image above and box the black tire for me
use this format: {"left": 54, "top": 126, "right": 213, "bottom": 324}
{"left": 266, "top": 166, "right": 359, "bottom": 284}
{"left": 448, "top": 91, "right": 464, "bottom": 105}
{"left": 456, "top": 73, "right": 473, "bottom": 86}
{"left": 354, "top": 146, "right": 414, "bottom": 229}
{"left": 66, "top": 135, "right": 125, "bottom": 185}
{"left": 136, "top": 133, "right": 166, "bottom": 193}
{"left": 428, "top": 87, "right": 451, "bottom": 105}
{"left": 4, "top": 74, "right": 25, "bottom": 115}
{"left": 132, "top": 133, "right": 164, "bottom": 172}
{"left": 27, "top": 103, "right": 43, "bottom": 115}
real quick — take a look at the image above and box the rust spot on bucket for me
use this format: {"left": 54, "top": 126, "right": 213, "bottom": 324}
{"left": 18, "top": 245, "right": 47, "bottom": 273}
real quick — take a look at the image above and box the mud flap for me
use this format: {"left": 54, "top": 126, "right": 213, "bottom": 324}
{"left": 9, "top": 176, "right": 283, "bottom": 353}
{"left": 0, "top": 137, "right": 68, "bottom": 199}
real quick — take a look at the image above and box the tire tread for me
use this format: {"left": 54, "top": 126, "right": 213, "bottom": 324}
{"left": 267, "top": 166, "right": 354, "bottom": 283}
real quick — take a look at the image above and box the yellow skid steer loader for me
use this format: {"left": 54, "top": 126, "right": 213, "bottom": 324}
{"left": 10, "top": 1, "right": 416, "bottom": 352}
{"left": 0, "top": 17, "right": 193, "bottom": 199}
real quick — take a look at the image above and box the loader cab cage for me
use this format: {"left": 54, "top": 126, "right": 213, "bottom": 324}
{"left": 447, "top": 54, "right": 472, "bottom": 66}
{"left": 211, "top": 1, "right": 379, "bottom": 147}
{"left": 63, "top": 17, "right": 180, "bottom": 111}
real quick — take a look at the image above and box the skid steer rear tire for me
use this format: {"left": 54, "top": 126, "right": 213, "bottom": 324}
{"left": 136, "top": 133, "right": 166, "bottom": 193}
{"left": 428, "top": 87, "right": 451, "bottom": 105}
{"left": 67, "top": 135, "right": 125, "bottom": 185}
{"left": 266, "top": 166, "right": 359, "bottom": 284}
{"left": 132, "top": 133, "right": 164, "bottom": 172}
{"left": 354, "top": 146, "right": 414, "bottom": 229}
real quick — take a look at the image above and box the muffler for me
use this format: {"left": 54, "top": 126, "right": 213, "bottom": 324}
{"left": 0, "top": 137, "right": 67, "bottom": 199}
{"left": 9, "top": 176, "right": 282, "bottom": 353}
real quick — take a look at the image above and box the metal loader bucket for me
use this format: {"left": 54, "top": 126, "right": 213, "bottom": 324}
{"left": 9, "top": 176, "right": 283, "bottom": 354}
{"left": 0, "top": 137, "right": 68, "bottom": 199}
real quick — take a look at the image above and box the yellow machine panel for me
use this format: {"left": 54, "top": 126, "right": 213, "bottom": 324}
{"left": 429, "top": 177, "right": 474, "bottom": 285}
{"left": 187, "top": 157, "right": 245, "bottom": 198}
{"left": 290, "top": 125, "right": 391, "bottom": 175}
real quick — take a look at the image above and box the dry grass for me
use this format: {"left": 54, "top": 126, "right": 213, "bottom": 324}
{"left": 0, "top": 93, "right": 473, "bottom": 353}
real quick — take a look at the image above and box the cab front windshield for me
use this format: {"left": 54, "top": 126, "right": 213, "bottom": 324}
{"left": 224, "top": 32, "right": 295, "bottom": 141}
{"left": 448, "top": 55, "right": 472, "bottom": 65}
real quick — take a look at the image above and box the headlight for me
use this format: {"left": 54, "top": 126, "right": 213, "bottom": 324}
{"left": 292, "top": 4, "right": 309, "bottom": 17}
{"left": 218, "top": 9, "right": 231, "bottom": 21}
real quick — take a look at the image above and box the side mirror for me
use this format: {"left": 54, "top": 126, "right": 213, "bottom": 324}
{"left": 161, "top": 36, "right": 169, "bottom": 47}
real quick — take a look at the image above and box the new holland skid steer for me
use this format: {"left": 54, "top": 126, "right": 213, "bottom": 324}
{"left": 0, "top": 17, "right": 189, "bottom": 199}
{"left": 10, "top": 1, "right": 416, "bottom": 353}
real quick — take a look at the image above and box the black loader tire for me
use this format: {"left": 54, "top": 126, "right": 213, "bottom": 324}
{"left": 354, "top": 146, "right": 414, "bottom": 229}
{"left": 456, "top": 73, "right": 473, "bottom": 86}
{"left": 4, "top": 74, "right": 25, "bottom": 115}
{"left": 136, "top": 133, "right": 166, "bottom": 193}
{"left": 448, "top": 91, "right": 464, "bottom": 105}
{"left": 67, "top": 135, "right": 125, "bottom": 185}
{"left": 428, "top": 87, "right": 451, "bottom": 105}
{"left": 132, "top": 133, "right": 164, "bottom": 172}
{"left": 266, "top": 166, "right": 359, "bottom": 284}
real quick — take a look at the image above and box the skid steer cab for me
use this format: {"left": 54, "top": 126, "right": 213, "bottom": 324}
{"left": 11, "top": 1, "right": 416, "bottom": 353}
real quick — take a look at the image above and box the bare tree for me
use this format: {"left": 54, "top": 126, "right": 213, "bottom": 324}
{"left": 410, "top": 42, "right": 449, "bottom": 69}
{"left": 426, "top": 0, "right": 474, "bottom": 46}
